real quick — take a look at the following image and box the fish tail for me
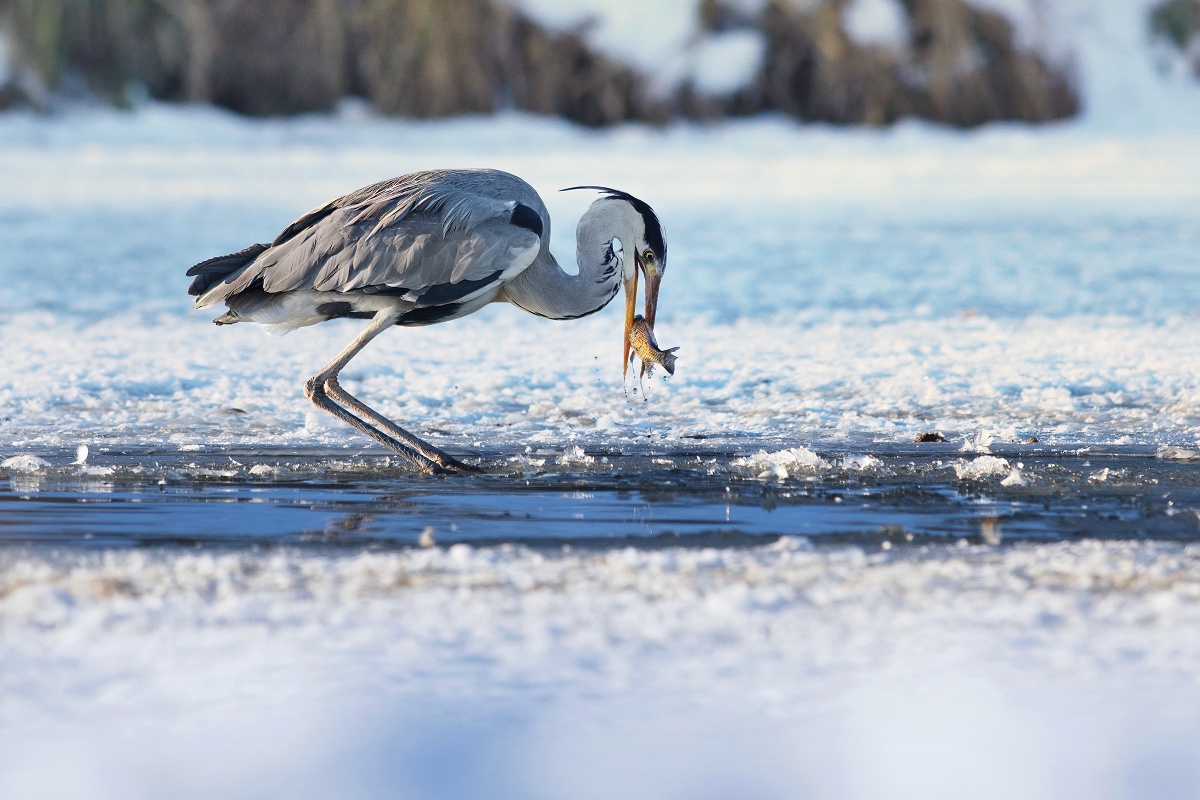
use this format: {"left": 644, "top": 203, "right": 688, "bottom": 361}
{"left": 662, "top": 347, "right": 679, "bottom": 376}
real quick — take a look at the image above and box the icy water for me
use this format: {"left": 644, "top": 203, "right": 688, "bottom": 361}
{"left": 4, "top": 107, "right": 1200, "bottom": 799}
{"left": 7, "top": 444, "right": 1200, "bottom": 549}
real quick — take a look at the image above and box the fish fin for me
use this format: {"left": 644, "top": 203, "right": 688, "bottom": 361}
{"left": 661, "top": 350, "right": 677, "bottom": 376}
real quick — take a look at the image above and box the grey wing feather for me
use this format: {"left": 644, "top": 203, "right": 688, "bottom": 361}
{"left": 195, "top": 169, "right": 547, "bottom": 309}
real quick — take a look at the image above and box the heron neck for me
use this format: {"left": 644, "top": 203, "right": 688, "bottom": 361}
{"left": 501, "top": 204, "right": 632, "bottom": 320}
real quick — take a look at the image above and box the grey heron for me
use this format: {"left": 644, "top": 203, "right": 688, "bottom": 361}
{"left": 187, "top": 169, "right": 667, "bottom": 474}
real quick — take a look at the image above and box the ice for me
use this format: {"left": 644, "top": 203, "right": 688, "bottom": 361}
{"left": 1159, "top": 446, "right": 1200, "bottom": 460}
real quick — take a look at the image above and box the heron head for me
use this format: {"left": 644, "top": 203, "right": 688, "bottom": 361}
{"left": 562, "top": 186, "right": 667, "bottom": 374}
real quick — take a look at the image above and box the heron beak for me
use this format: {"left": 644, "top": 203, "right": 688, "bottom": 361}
{"left": 643, "top": 261, "right": 661, "bottom": 331}
{"left": 622, "top": 268, "right": 638, "bottom": 377}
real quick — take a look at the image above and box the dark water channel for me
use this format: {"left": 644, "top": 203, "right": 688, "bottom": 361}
{"left": 3, "top": 443, "right": 1199, "bottom": 551}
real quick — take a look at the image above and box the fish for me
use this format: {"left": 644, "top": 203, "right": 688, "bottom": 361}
{"left": 628, "top": 315, "right": 679, "bottom": 377}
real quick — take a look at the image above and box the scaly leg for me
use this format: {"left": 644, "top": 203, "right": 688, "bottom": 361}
{"left": 304, "top": 311, "right": 472, "bottom": 474}
{"left": 324, "top": 378, "right": 475, "bottom": 472}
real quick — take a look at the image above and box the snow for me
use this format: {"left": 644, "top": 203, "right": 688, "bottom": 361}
{"left": 513, "top": 0, "right": 700, "bottom": 92}
{"left": 5, "top": 541, "right": 1200, "bottom": 798}
{"left": 689, "top": 29, "right": 766, "bottom": 95}
{"left": 842, "top": 0, "right": 909, "bottom": 50}
{"left": 514, "top": 0, "right": 767, "bottom": 95}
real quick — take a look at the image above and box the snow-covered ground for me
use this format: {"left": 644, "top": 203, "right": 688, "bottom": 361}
{"left": 5, "top": 540, "right": 1200, "bottom": 800}
{"left": 3, "top": 2, "right": 1200, "bottom": 797}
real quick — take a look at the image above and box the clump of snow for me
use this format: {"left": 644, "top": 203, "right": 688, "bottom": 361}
{"left": 690, "top": 30, "right": 766, "bottom": 95}
{"left": 955, "top": 455, "right": 1011, "bottom": 480}
{"left": 842, "top": 454, "right": 882, "bottom": 471}
{"left": 961, "top": 430, "right": 997, "bottom": 453}
{"left": 558, "top": 445, "right": 595, "bottom": 465}
{"left": 769, "top": 534, "right": 814, "bottom": 552}
{"left": 514, "top": 0, "right": 696, "bottom": 92}
{"left": 0, "top": 455, "right": 50, "bottom": 473}
{"left": 1000, "top": 464, "right": 1027, "bottom": 486}
{"left": 842, "top": 0, "right": 909, "bottom": 49}
{"left": 735, "top": 447, "right": 830, "bottom": 479}
{"left": 515, "top": 0, "right": 767, "bottom": 96}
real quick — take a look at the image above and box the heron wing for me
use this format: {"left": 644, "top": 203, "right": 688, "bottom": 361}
{"left": 196, "top": 176, "right": 543, "bottom": 309}
{"left": 259, "top": 210, "right": 540, "bottom": 303}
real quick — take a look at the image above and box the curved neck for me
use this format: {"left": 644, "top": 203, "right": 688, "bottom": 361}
{"left": 502, "top": 200, "right": 639, "bottom": 320}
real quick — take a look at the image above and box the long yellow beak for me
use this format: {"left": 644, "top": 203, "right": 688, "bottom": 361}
{"left": 643, "top": 266, "right": 660, "bottom": 330}
{"left": 622, "top": 269, "right": 638, "bottom": 377}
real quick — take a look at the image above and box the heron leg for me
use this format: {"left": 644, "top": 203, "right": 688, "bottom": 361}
{"left": 305, "top": 311, "right": 471, "bottom": 474}
{"left": 323, "top": 378, "right": 475, "bottom": 472}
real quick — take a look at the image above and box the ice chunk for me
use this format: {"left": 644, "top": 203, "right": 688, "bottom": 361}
{"left": 955, "top": 455, "right": 1010, "bottom": 480}
{"left": 1, "top": 455, "right": 51, "bottom": 473}
{"left": 1000, "top": 466, "right": 1027, "bottom": 487}
{"left": 558, "top": 445, "right": 595, "bottom": 465}
{"left": 735, "top": 447, "right": 830, "bottom": 480}
{"left": 842, "top": 454, "right": 882, "bottom": 471}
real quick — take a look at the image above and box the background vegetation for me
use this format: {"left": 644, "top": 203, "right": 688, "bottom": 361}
{"left": 0, "top": 0, "right": 1080, "bottom": 127}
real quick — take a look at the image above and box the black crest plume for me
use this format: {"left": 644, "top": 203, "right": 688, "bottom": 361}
{"left": 561, "top": 186, "right": 666, "bottom": 263}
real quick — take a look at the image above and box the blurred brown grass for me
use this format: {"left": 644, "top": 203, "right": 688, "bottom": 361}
{"left": 699, "top": 0, "right": 1078, "bottom": 126}
{"left": 0, "top": 0, "right": 658, "bottom": 123}
{"left": 0, "top": 0, "right": 1078, "bottom": 127}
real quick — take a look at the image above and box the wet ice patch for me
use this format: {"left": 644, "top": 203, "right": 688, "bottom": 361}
{"left": 1159, "top": 446, "right": 1200, "bottom": 461}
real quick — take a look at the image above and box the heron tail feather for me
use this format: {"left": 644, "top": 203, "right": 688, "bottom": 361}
{"left": 186, "top": 243, "right": 269, "bottom": 298}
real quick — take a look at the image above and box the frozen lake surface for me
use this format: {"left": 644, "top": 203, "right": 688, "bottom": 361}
{"left": 3, "top": 100, "right": 1200, "bottom": 798}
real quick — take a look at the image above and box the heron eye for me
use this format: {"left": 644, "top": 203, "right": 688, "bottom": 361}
{"left": 643, "top": 250, "right": 654, "bottom": 263}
